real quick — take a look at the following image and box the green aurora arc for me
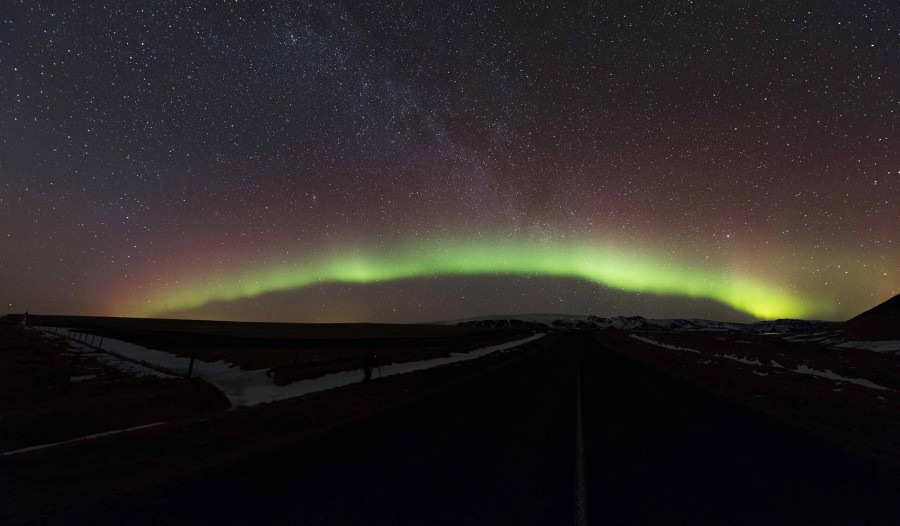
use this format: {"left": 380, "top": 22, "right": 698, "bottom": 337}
{"left": 124, "top": 239, "right": 831, "bottom": 320}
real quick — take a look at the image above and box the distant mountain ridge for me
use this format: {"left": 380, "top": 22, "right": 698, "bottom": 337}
{"left": 442, "top": 314, "right": 838, "bottom": 334}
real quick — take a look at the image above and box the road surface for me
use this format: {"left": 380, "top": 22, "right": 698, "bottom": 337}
{"left": 100, "top": 331, "right": 900, "bottom": 525}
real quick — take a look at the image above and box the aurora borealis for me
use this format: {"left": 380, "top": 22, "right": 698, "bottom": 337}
{"left": 2, "top": 2, "right": 898, "bottom": 323}
{"left": 123, "top": 238, "right": 820, "bottom": 320}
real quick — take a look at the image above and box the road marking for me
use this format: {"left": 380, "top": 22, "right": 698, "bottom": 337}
{"left": 576, "top": 352, "right": 588, "bottom": 526}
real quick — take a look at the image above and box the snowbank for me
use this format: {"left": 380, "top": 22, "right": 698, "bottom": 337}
{"left": 213, "top": 333, "right": 545, "bottom": 407}
{"left": 792, "top": 365, "right": 888, "bottom": 390}
{"left": 39, "top": 327, "right": 545, "bottom": 407}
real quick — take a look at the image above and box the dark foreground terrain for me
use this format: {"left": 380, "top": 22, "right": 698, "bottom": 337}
{"left": 18, "top": 330, "right": 898, "bottom": 526}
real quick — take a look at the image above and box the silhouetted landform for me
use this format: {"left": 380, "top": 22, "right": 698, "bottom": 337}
{"left": 848, "top": 294, "right": 900, "bottom": 321}
{"left": 2, "top": 296, "right": 899, "bottom": 524}
{"left": 2, "top": 314, "right": 495, "bottom": 341}
{"left": 449, "top": 296, "right": 900, "bottom": 341}
{"left": 845, "top": 294, "right": 900, "bottom": 339}
{"left": 452, "top": 314, "right": 838, "bottom": 333}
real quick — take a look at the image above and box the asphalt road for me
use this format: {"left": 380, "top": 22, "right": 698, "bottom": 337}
{"left": 109, "top": 331, "right": 900, "bottom": 525}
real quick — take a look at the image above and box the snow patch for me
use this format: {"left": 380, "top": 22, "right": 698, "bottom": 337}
{"left": 40, "top": 327, "right": 196, "bottom": 378}
{"left": 220, "top": 333, "right": 546, "bottom": 407}
{"left": 834, "top": 340, "right": 900, "bottom": 353}
{"left": 792, "top": 365, "right": 888, "bottom": 390}
{"left": 631, "top": 335, "right": 763, "bottom": 366}
{"left": 55, "top": 339, "right": 175, "bottom": 378}
{"left": 719, "top": 353, "right": 763, "bottom": 366}
{"left": 783, "top": 334, "right": 900, "bottom": 355}
{"left": 630, "top": 335, "right": 700, "bottom": 353}
{"left": 42, "top": 328, "right": 545, "bottom": 407}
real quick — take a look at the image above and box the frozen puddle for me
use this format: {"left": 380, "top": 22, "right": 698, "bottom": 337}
{"left": 39, "top": 328, "right": 544, "bottom": 407}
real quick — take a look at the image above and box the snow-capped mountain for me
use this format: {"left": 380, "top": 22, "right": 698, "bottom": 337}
{"left": 441, "top": 314, "right": 837, "bottom": 334}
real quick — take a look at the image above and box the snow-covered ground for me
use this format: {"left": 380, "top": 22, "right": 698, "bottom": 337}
{"left": 437, "top": 313, "right": 593, "bottom": 325}
{"left": 202, "top": 333, "right": 544, "bottom": 407}
{"left": 629, "top": 334, "right": 887, "bottom": 390}
{"left": 38, "top": 328, "right": 176, "bottom": 378}
{"left": 792, "top": 365, "right": 888, "bottom": 390}
{"left": 718, "top": 353, "right": 762, "bottom": 366}
{"left": 441, "top": 314, "right": 836, "bottom": 333}
{"left": 834, "top": 340, "right": 900, "bottom": 353}
{"left": 39, "top": 327, "right": 545, "bottom": 407}
{"left": 38, "top": 328, "right": 177, "bottom": 378}
{"left": 783, "top": 333, "right": 900, "bottom": 355}
{"left": 630, "top": 335, "right": 699, "bottom": 353}
{"left": 630, "top": 334, "right": 760, "bottom": 365}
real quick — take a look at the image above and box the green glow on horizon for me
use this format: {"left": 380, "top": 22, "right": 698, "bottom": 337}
{"left": 126, "top": 239, "right": 827, "bottom": 320}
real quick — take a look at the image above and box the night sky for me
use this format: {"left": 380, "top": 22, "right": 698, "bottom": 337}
{"left": 2, "top": 2, "right": 898, "bottom": 323}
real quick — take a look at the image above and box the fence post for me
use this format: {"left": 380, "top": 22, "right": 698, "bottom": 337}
{"left": 187, "top": 357, "right": 195, "bottom": 378}
{"left": 97, "top": 336, "right": 104, "bottom": 350}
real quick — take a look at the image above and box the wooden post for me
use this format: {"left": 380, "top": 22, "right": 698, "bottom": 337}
{"left": 97, "top": 336, "right": 104, "bottom": 350}
{"left": 90, "top": 334, "right": 96, "bottom": 347}
{"left": 187, "top": 357, "right": 195, "bottom": 378}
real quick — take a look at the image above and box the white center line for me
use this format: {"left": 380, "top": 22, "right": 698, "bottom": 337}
{"left": 576, "top": 352, "right": 588, "bottom": 526}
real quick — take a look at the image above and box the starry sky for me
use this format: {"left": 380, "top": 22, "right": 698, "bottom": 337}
{"left": 2, "top": 1, "right": 898, "bottom": 323}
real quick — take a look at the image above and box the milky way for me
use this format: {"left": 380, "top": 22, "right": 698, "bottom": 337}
{"left": 2, "top": 2, "right": 898, "bottom": 323}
